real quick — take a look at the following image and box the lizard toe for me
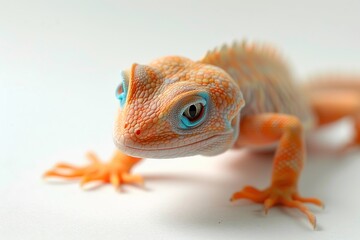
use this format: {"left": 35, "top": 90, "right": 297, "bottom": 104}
{"left": 231, "top": 185, "right": 322, "bottom": 229}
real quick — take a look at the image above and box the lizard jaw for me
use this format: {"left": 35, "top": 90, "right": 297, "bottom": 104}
{"left": 113, "top": 133, "right": 232, "bottom": 158}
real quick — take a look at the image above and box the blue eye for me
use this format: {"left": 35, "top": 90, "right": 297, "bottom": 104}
{"left": 179, "top": 99, "right": 207, "bottom": 129}
{"left": 115, "top": 72, "right": 127, "bottom": 107}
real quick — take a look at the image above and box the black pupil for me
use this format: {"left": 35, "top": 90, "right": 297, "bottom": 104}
{"left": 189, "top": 105, "right": 197, "bottom": 118}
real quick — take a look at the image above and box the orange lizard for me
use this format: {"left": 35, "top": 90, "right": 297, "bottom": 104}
{"left": 44, "top": 41, "right": 360, "bottom": 229}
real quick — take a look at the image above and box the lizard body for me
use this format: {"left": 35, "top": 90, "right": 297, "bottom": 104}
{"left": 45, "top": 41, "right": 360, "bottom": 229}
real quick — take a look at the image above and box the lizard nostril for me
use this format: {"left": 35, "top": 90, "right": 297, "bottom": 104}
{"left": 124, "top": 122, "right": 129, "bottom": 128}
{"left": 135, "top": 129, "right": 141, "bottom": 135}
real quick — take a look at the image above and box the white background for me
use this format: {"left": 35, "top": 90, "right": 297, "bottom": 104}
{"left": 1, "top": 0, "right": 360, "bottom": 239}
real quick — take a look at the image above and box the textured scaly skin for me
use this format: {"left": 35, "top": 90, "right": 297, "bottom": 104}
{"left": 45, "top": 41, "right": 360, "bottom": 229}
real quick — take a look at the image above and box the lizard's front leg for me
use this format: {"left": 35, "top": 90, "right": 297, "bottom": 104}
{"left": 231, "top": 114, "right": 323, "bottom": 228}
{"left": 44, "top": 150, "right": 143, "bottom": 189}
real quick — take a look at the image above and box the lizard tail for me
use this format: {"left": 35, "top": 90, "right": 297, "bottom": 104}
{"left": 303, "top": 73, "right": 360, "bottom": 93}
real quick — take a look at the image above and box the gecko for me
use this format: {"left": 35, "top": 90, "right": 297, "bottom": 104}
{"left": 44, "top": 41, "right": 360, "bottom": 229}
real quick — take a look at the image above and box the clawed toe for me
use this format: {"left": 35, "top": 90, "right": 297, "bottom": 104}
{"left": 44, "top": 152, "right": 143, "bottom": 190}
{"left": 230, "top": 186, "right": 268, "bottom": 203}
{"left": 293, "top": 194, "right": 324, "bottom": 208}
{"left": 231, "top": 185, "right": 322, "bottom": 229}
{"left": 43, "top": 164, "right": 84, "bottom": 179}
{"left": 282, "top": 200, "right": 317, "bottom": 229}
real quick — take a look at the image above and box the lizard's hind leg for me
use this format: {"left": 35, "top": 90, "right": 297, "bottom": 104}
{"left": 309, "top": 80, "right": 360, "bottom": 151}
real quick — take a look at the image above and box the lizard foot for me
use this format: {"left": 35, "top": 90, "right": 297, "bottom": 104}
{"left": 230, "top": 185, "right": 323, "bottom": 229}
{"left": 339, "top": 117, "right": 360, "bottom": 153}
{"left": 44, "top": 151, "right": 143, "bottom": 190}
{"left": 339, "top": 139, "right": 360, "bottom": 154}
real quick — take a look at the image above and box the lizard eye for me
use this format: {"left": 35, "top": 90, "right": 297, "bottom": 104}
{"left": 180, "top": 99, "right": 207, "bottom": 129}
{"left": 115, "top": 72, "right": 128, "bottom": 107}
{"left": 183, "top": 103, "right": 203, "bottom": 121}
{"left": 116, "top": 84, "right": 124, "bottom": 95}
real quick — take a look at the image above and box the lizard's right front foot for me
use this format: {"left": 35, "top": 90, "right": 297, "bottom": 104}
{"left": 44, "top": 151, "right": 143, "bottom": 189}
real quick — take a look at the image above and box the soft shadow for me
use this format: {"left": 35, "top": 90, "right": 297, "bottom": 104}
{"left": 143, "top": 173, "right": 220, "bottom": 184}
{"left": 157, "top": 147, "right": 353, "bottom": 232}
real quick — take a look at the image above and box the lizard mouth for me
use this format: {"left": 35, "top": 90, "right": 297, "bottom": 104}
{"left": 123, "top": 134, "right": 220, "bottom": 151}
{"left": 114, "top": 132, "right": 232, "bottom": 158}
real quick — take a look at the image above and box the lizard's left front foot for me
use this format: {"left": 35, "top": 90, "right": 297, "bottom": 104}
{"left": 230, "top": 185, "right": 323, "bottom": 229}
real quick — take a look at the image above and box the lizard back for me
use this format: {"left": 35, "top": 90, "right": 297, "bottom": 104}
{"left": 200, "top": 41, "right": 314, "bottom": 130}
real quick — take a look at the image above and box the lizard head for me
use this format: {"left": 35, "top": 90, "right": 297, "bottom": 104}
{"left": 113, "top": 56, "right": 245, "bottom": 158}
